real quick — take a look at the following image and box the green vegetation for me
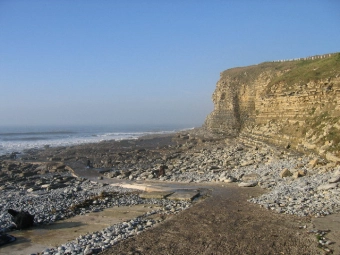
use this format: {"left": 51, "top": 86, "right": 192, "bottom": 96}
{"left": 308, "top": 111, "right": 329, "bottom": 129}
{"left": 304, "top": 113, "right": 340, "bottom": 153}
{"left": 326, "top": 127, "right": 340, "bottom": 144}
{"left": 309, "top": 107, "right": 316, "bottom": 115}
{"left": 222, "top": 53, "right": 340, "bottom": 93}
{"left": 219, "top": 52, "right": 340, "bottom": 155}
{"left": 268, "top": 53, "right": 340, "bottom": 88}
{"left": 316, "top": 234, "right": 323, "bottom": 241}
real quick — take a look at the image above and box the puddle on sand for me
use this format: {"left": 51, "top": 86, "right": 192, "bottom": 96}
{"left": 1, "top": 204, "right": 160, "bottom": 255}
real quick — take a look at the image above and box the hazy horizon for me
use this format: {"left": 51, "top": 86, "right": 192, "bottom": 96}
{"left": 0, "top": 123, "right": 196, "bottom": 132}
{"left": 1, "top": 1, "right": 339, "bottom": 128}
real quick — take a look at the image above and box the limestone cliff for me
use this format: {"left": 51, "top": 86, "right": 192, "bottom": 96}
{"left": 204, "top": 53, "right": 340, "bottom": 161}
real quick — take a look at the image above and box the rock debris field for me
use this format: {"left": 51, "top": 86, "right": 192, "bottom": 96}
{"left": 0, "top": 133, "right": 340, "bottom": 254}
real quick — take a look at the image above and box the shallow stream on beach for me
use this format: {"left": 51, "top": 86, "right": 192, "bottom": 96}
{"left": 1, "top": 204, "right": 162, "bottom": 255}
{"left": 2, "top": 162, "right": 211, "bottom": 255}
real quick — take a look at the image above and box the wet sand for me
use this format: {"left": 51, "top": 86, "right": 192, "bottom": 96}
{"left": 101, "top": 183, "right": 323, "bottom": 255}
{"left": 1, "top": 205, "right": 162, "bottom": 255}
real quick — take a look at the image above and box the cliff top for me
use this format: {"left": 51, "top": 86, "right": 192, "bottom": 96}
{"left": 222, "top": 52, "right": 340, "bottom": 92}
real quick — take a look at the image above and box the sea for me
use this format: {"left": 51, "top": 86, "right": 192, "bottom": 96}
{"left": 0, "top": 124, "right": 194, "bottom": 156}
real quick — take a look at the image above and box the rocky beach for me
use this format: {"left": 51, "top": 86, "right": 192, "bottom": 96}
{"left": 1, "top": 0, "right": 339, "bottom": 252}
{"left": 1, "top": 54, "right": 340, "bottom": 254}
{"left": 1, "top": 130, "right": 340, "bottom": 254}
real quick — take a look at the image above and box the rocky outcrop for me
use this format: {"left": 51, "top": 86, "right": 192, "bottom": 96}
{"left": 204, "top": 53, "right": 340, "bottom": 160}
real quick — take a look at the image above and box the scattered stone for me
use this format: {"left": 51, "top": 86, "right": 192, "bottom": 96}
{"left": 2, "top": 131, "right": 340, "bottom": 254}
{"left": 309, "top": 158, "right": 319, "bottom": 168}
{"left": 280, "top": 168, "right": 292, "bottom": 178}
{"left": 238, "top": 181, "right": 258, "bottom": 187}
{"left": 326, "top": 153, "right": 340, "bottom": 163}
{"left": 317, "top": 183, "right": 338, "bottom": 191}
{"left": 329, "top": 175, "right": 340, "bottom": 183}
{"left": 224, "top": 176, "right": 237, "bottom": 183}
{"left": 242, "top": 173, "right": 260, "bottom": 181}
{"left": 292, "top": 169, "right": 306, "bottom": 179}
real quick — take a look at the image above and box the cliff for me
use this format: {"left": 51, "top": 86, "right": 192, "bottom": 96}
{"left": 204, "top": 52, "right": 340, "bottom": 161}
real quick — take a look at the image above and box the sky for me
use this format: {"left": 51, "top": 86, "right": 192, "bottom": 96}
{"left": 0, "top": 1, "right": 339, "bottom": 128}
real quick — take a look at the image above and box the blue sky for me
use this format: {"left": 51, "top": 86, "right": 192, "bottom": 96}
{"left": 0, "top": 1, "right": 339, "bottom": 128}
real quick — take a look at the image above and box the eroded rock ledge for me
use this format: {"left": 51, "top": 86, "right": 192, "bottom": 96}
{"left": 204, "top": 52, "right": 340, "bottom": 161}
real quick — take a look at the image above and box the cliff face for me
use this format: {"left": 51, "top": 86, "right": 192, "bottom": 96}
{"left": 204, "top": 53, "right": 340, "bottom": 161}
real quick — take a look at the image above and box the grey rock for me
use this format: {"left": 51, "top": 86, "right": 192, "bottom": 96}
{"left": 238, "top": 181, "right": 258, "bottom": 187}
{"left": 329, "top": 175, "right": 340, "bottom": 183}
{"left": 317, "top": 183, "right": 338, "bottom": 191}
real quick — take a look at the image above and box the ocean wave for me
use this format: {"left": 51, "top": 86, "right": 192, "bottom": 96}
{"left": 2, "top": 137, "right": 51, "bottom": 142}
{"left": 0, "top": 131, "right": 76, "bottom": 136}
{"left": 0, "top": 125, "right": 195, "bottom": 156}
{"left": 0, "top": 130, "right": 175, "bottom": 156}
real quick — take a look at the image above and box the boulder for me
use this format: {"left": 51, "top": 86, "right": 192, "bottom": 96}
{"left": 280, "top": 168, "right": 292, "bottom": 178}
{"left": 49, "top": 157, "right": 62, "bottom": 161}
{"left": 242, "top": 173, "right": 260, "bottom": 181}
{"left": 309, "top": 158, "right": 318, "bottom": 168}
{"left": 8, "top": 209, "right": 34, "bottom": 230}
{"left": 292, "top": 171, "right": 299, "bottom": 179}
{"left": 298, "top": 169, "right": 307, "bottom": 176}
{"left": 223, "top": 176, "right": 237, "bottom": 183}
{"left": 292, "top": 169, "right": 306, "bottom": 179}
{"left": 122, "top": 170, "right": 131, "bottom": 178}
{"left": 18, "top": 171, "right": 36, "bottom": 178}
{"left": 326, "top": 153, "right": 340, "bottom": 163}
{"left": 329, "top": 176, "right": 340, "bottom": 183}
{"left": 334, "top": 169, "right": 340, "bottom": 176}
{"left": 106, "top": 171, "right": 120, "bottom": 178}
{"left": 240, "top": 160, "right": 254, "bottom": 167}
{"left": 317, "top": 183, "right": 338, "bottom": 191}
{"left": 238, "top": 181, "right": 258, "bottom": 187}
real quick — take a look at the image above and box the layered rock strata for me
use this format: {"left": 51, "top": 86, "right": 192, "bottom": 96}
{"left": 204, "top": 53, "right": 340, "bottom": 160}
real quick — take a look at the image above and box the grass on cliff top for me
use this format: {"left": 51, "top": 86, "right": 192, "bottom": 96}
{"left": 268, "top": 53, "right": 340, "bottom": 87}
{"left": 222, "top": 52, "right": 340, "bottom": 90}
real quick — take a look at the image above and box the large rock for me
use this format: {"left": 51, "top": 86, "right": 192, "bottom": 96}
{"left": 242, "top": 173, "right": 260, "bottom": 181}
{"left": 18, "top": 171, "right": 37, "bottom": 178}
{"left": 224, "top": 176, "right": 237, "bottom": 183}
{"left": 240, "top": 160, "right": 254, "bottom": 167}
{"left": 308, "top": 158, "right": 319, "bottom": 168}
{"left": 238, "top": 181, "right": 258, "bottom": 187}
{"left": 8, "top": 209, "right": 34, "bottom": 230}
{"left": 280, "top": 169, "right": 292, "bottom": 178}
{"left": 292, "top": 169, "right": 306, "bottom": 179}
{"left": 329, "top": 176, "right": 340, "bottom": 183}
{"left": 317, "top": 183, "right": 338, "bottom": 191}
{"left": 326, "top": 153, "right": 340, "bottom": 163}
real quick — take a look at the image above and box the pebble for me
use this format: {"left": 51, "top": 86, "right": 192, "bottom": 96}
{"left": 99, "top": 139, "right": 340, "bottom": 218}
{"left": 0, "top": 171, "right": 192, "bottom": 255}
{"left": 2, "top": 135, "right": 340, "bottom": 254}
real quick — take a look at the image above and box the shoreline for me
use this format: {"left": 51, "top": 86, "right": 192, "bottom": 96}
{"left": 0, "top": 126, "right": 196, "bottom": 159}
{"left": 1, "top": 130, "right": 340, "bottom": 254}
